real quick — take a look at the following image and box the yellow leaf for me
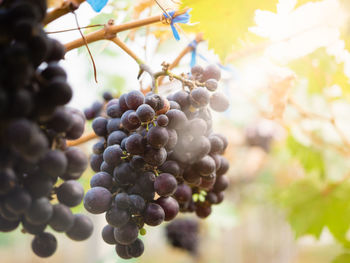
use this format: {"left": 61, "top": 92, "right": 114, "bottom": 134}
{"left": 181, "top": 0, "right": 278, "bottom": 61}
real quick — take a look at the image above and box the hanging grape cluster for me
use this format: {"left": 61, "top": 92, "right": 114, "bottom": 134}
{"left": 84, "top": 64, "right": 230, "bottom": 259}
{"left": 165, "top": 218, "right": 199, "bottom": 254}
{"left": 0, "top": 0, "right": 91, "bottom": 258}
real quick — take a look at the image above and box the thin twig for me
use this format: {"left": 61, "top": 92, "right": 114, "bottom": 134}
{"left": 46, "top": 24, "right": 104, "bottom": 34}
{"left": 72, "top": 11, "right": 98, "bottom": 83}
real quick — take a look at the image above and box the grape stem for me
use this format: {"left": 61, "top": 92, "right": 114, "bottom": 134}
{"left": 64, "top": 9, "right": 190, "bottom": 52}
{"left": 44, "top": 0, "right": 86, "bottom": 25}
{"left": 158, "top": 33, "right": 204, "bottom": 85}
{"left": 67, "top": 132, "right": 97, "bottom": 146}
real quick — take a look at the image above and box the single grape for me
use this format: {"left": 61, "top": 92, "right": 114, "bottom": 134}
{"left": 56, "top": 180, "right": 84, "bottom": 207}
{"left": 31, "top": 232, "right": 57, "bottom": 258}
{"left": 136, "top": 104, "right": 155, "bottom": 123}
{"left": 90, "top": 172, "right": 114, "bottom": 191}
{"left": 147, "top": 126, "right": 169, "bottom": 149}
{"left": 127, "top": 238, "right": 144, "bottom": 257}
{"left": 106, "top": 205, "right": 130, "bottom": 228}
{"left": 25, "top": 197, "right": 53, "bottom": 225}
{"left": 113, "top": 221, "right": 139, "bottom": 245}
{"left": 102, "top": 224, "right": 116, "bottom": 244}
{"left": 144, "top": 203, "right": 165, "bottom": 226}
{"left": 156, "top": 196, "right": 179, "bottom": 221}
{"left": 92, "top": 117, "right": 108, "bottom": 137}
{"left": 83, "top": 187, "right": 112, "bottom": 214}
{"left": 205, "top": 78, "right": 218, "bottom": 91}
{"left": 66, "top": 214, "right": 93, "bottom": 241}
{"left": 125, "top": 90, "right": 145, "bottom": 110}
{"left": 209, "top": 92, "right": 229, "bottom": 112}
{"left": 49, "top": 204, "right": 74, "bottom": 232}
{"left": 154, "top": 173, "right": 177, "bottom": 197}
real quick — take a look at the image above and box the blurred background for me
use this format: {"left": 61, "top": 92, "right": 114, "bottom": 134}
{"left": 2, "top": 0, "right": 350, "bottom": 262}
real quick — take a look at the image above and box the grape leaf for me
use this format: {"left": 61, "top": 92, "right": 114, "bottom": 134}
{"left": 286, "top": 135, "right": 325, "bottom": 176}
{"left": 278, "top": 177, "right": 350, "bottom": 245}
{"left": 289, "top": 48, "right": 350, "bottom": 98}
{"left": 181, "top": 0, "right": 277, "bottom": 60}
{"left": 332, "top": 253, "right": 350, "bottom": 263}
{"left": 180, "top": 0, "right": 320, "bottom": 60}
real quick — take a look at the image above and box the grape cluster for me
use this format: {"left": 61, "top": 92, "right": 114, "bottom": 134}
{"left": 84, "top": 64, "right": 230, "bottom": 259}
{"left": 0, "top": 0, "right": 92, "bottom": 258}
{"left": 165, "top": 218, "right": 199, "bottom": 254}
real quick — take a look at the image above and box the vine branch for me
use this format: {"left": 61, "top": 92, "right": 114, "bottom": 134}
{"left": 64, "top": 9, "right": 189, "bottom": 52}
{"left": 44, "top": 0, "right": 86, "bottom": 25}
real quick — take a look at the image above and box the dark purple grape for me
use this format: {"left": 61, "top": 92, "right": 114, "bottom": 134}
{"left": 166, "top": 109, "right": 188, "bottom": 130}
{"left": 106, "top": 205, "right": 130, "bottom": 228}
{"left": 115, "top": 243, "right": 132, "bottom": 259}
{"left": 60, "top": 147, "right": 88, "bottom": 180}
{"left": 125, "top": 90, "right": 145, "bottom": 110}
{"left": 103, "top": 145, "right": 123, "bottom": 166}
{"left": 165, "top": 129, "right": 178, "bottom": 150}
{"left": 213, "top": 175, "right": 229, "bottom": 192}
{"left": 102, "top": 224, "right": 116, "bottom": 244}
{"left": 90, "top": 172, "right": 113, "bottom": 191}
{"left": 92, "top": 117, "right": 108, "bottom": 137}
{"left": 90, "top": 153, "right": 103, "bottom": 172}
{"left": 107, "top": 130, "right": 127, "bottom": 146}
{"left": 144, "top": 203, "right": 164, "bottom": 226}
{"left": 84, "top": 187, "right": 112, "bottom": 214}
{"left": 113, "top": 163, "right": 137, "bottom": 185}
{"left": 0, "top": 168, "right": 16, "bottom": 195}
{"left": 194, "top": 155, "right": 216, "bottom": 177}
{"left": 49, "top": 204, "right": 74, "bottom": 232}
{"left": 121, "top": 110, "right": 141, "bottom": 131}
{"left": 136, "top": 104, "right": 155, "bottom": 123}
{"left": 39, "top": 150, "right": 67, "bottom": 178}
{"left": 103, "top": 91, "right": 113, "bottom": 101}
{"left": 107, "top": 103, "right": 123, "bottom": 118}
{"left": 217, "top": 156, "right": 229, "bottom": 176}
{"left": 107, "top": 118, "right": 122, "bottom": 134}
{"left": 92, "top": 140, "right": 105, "bottom": 155}
{"left": 25, "top": 197, "right": 53, "bottom": 225}
{"left": 159, "top": 161, "right": 181, "bottom": 178}
{"left": 127, "top": 238, "right": 144, "bottom": 257}
{"left": 143, "top": 147, "right": 167, "bottom": 166}
{"left": 157, "top": 114, "right": 168, "bottom": 127}
{"left": 147, "top": 126, "right": 169, "bottom": 149}
{"left": 173, "top": 183, "right": 192, "bottom": 204}
{"left": 114, "top": 193, "right": 130, "bottom": 210}
{"left": 5, "top": 187, "right": 32, "bottom": 215}
{"left": 200, "top": 64, "right": 221, "bottom": 82}
{"left": 22, "top": 217, "right": 46, "bottom": 234}
{"left": 0, "top": 215, "right": 20, "bottom": 232}
{"left": 171, "top": 90, "right": 190, "bottom": 110}
{"left": 209, "top": 135, "right": 224, "bottom": 154}
{"left": 154, "top": 173, "right": 177, "bottom": 197}
{"left": 66, "top": 113, "right": 85, "bottom": 140}
{"left": 125, "top": 134, "right": 146, "bottom": 155}
{"left": 31, "top": 232, "right": 57, "bottom": 258}
{"left": 118, "top": 94, "right": 129, "bottom": 112}
{"left": 129, "top": 195, "right": 146, "bottom": 215}
{"left": 156, "top": 196, "right": 179, "bottom": 221}
{"left": 66, "top": 214, "right": 93, "bottom": 241}
{"left": 56, "top": 180, "right": 84, "bottom": 207}
{"left": 190, "top": 87, "right": 210, "bottom": 108}
{"left": 113, "top": 221, "right": 139, "bottom": 245}
{"left": 195, "top": 204, "right": 212, "bottom": 218}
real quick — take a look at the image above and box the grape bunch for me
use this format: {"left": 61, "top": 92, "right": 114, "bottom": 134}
{"left": 165, "top": 218, "right": 199, "bottom": 254}
{"left": 0, "top": 0, "right": 92, "bottom": 258}
{"left": 84, "top": 64, "right": 230, "bottom": 259}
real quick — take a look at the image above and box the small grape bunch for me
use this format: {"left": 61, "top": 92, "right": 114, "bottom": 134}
{"left": 165, "top": 218, "right": 199, "bottom": 255}
{"left": 84, "top": 64, "right": 230, "bottom": 259}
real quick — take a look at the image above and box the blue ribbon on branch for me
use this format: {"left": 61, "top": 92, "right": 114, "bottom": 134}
{"left": 163, "top": 9, "right": 192, "bottom": 41}
{"left": 86, "top": 0, "right": 108, "bottom": 12}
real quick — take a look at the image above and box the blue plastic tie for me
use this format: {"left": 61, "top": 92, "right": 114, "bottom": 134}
{"left": 163, "top": 9, "right": 191, "bottom": 41}
{"left": 188, "top": 40, "right": 197, "bottom": 68}
{"left": 86, "top": 0, "right": 108, "bottom": 12}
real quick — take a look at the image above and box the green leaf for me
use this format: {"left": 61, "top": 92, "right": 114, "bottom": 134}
{"left": 278, "top": 177, "right": 350, "bottom": 245}
{"left": 332, "top": 253, "right": 350, "bottom": 263}
{"left": 286, "top": 135, "right": 325, "bottom": 177}
{"left": 288, "top": 48, "right": 350, "bottom": 98}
